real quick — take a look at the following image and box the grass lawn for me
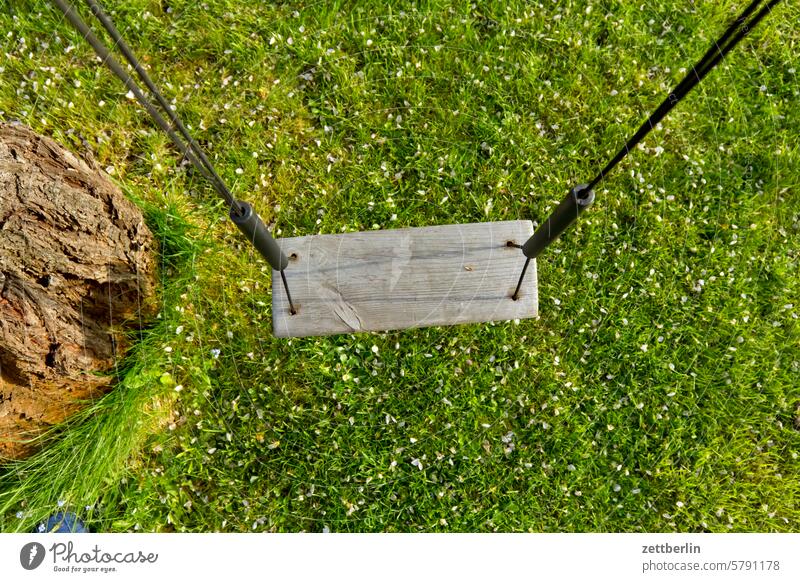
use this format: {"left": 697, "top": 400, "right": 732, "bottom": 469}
{"left": 0, "top": 0, "right": 798, "bottom": 532}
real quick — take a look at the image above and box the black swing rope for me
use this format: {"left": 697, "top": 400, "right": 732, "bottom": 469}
{"left": 51, "top": 0, "right": 298, "bottom": 314}
{"left": 512, "top": 0, "right": 783, "bottom": 301}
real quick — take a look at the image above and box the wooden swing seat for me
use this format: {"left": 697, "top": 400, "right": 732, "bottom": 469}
{"left": 272, "top": 221, "right": 538, "bottom": 338}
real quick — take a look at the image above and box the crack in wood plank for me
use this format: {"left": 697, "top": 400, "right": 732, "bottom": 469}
{"left": 318, "top": 283, "right": 363, "bottom": 332}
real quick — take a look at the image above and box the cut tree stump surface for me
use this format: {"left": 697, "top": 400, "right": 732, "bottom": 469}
{"left": 272, "top": 221, "right": 538, "bottom": 338}
{"left": 0, "top": 122, "right": 156, "bottom": 460}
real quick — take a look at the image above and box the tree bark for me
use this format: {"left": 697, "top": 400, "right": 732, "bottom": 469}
{"left": 0, "top": 122, "right": 157, "bottom": 460}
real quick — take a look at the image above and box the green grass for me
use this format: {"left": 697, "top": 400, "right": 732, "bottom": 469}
{"left": 0, "top": 0, "right": 798, "bottom": 532}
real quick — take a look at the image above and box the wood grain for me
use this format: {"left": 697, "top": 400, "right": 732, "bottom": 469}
{"left": 272, "top": 221, "right": 538, "bottom": 337}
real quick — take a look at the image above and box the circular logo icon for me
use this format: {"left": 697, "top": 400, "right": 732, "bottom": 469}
{"left": 20, "top": 542, "right": 46, "bottom": 570}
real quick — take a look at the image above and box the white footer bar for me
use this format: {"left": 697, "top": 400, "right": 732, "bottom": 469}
{"left": 2, "top": 533, "right": 797, "bottom": 581}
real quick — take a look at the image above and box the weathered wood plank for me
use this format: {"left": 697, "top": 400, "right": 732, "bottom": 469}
{"left": 272, "top": 221, "right": 538, "bottom": 338}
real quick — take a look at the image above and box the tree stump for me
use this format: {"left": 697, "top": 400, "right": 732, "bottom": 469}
{"left": 0, "top": 122, "right": 157, "bottom": 460}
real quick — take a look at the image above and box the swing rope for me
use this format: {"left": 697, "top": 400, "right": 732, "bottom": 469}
{"left": 586, "top": 0, "right": 782, "bottom": 193}
{"left": 51, "top": 0, "right": 297, "bottom": 314}
{"left": 83, "top": 0, "right": 242, "bottom": 217}
{"left": 512, "top": 0, "right": 783, "bottom": 301}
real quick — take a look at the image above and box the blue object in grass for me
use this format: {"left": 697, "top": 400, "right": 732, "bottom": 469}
{"left": 37, "top": 512, "right": 89, "bottom": 533}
